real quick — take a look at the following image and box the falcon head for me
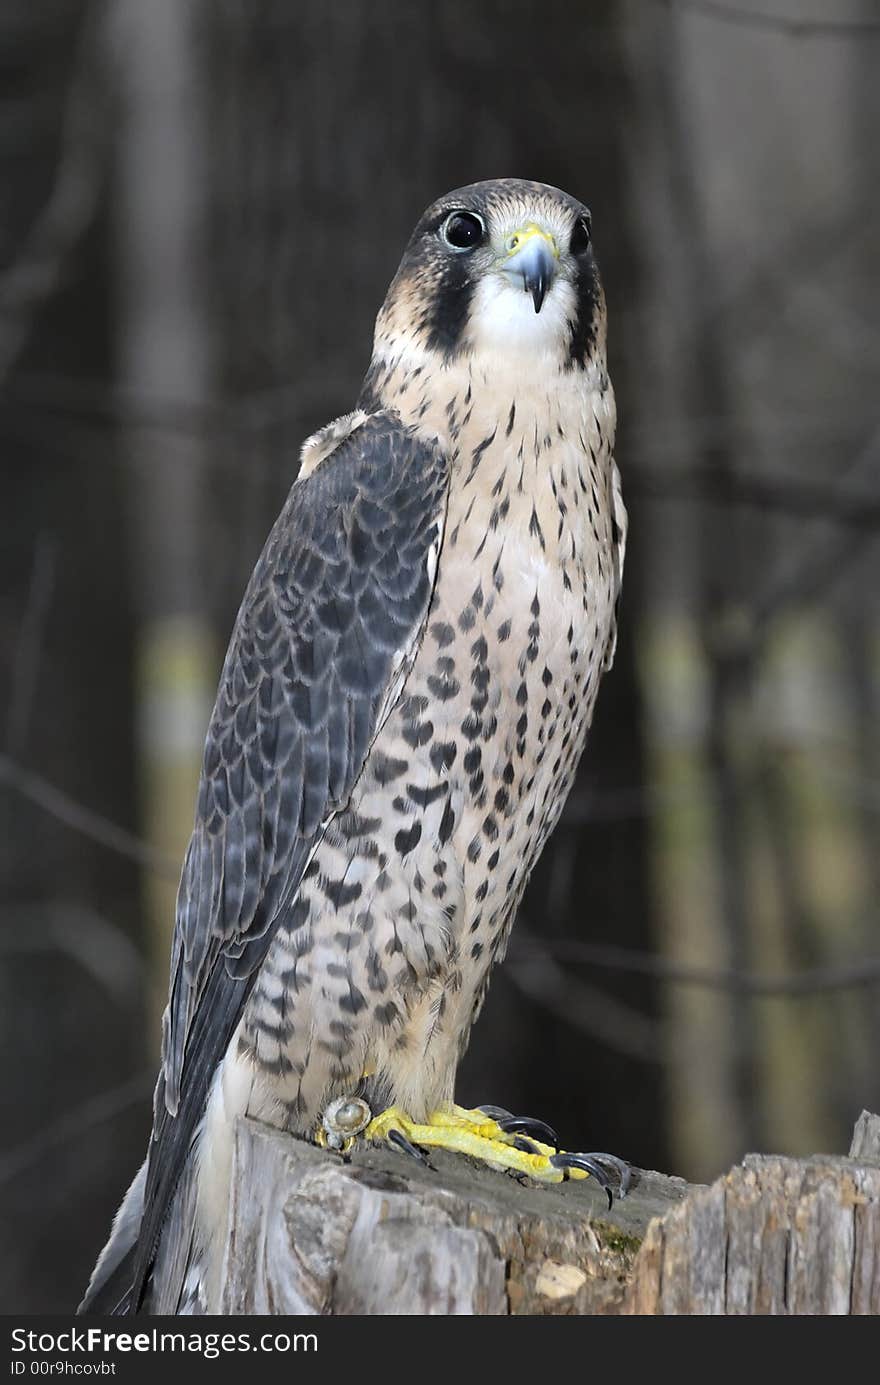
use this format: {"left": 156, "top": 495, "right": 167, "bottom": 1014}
{"left": 374, "top": 178, "right": 605, "bottom": 372}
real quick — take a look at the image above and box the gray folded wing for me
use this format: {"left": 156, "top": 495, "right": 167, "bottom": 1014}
{"left": 129, "top": 410, "right": 449, "bottom": 1310}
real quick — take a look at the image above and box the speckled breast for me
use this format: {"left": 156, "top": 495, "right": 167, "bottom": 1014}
{"left": 240, "top": 415, "right": 619, "bottom": 1122}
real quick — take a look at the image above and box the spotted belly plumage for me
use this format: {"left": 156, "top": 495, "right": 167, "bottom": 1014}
{"left": 240, "top": 392, "right": 621, "bottom": 1136}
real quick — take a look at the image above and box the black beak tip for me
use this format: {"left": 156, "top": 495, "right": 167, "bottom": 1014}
{"left": 510, "top": 243, "right": 554, "bottom": 313}
{"left": 529, "top": 278, "right": 548, "bottom": 313}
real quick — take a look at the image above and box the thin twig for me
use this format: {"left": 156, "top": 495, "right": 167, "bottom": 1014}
{"left": 5, "top": 533, "right": 56, "bottom": 754}
{"left": 0, "top": 1, "right": 111, "bottom": 379}
{"left": 0, "top": 902, "right": 145, "bottom": 1005}
{"left": 652, "top": 0, "right": 880, "bottom": 38}
{"left": 505, "top": 946, "right": 664, "bottom": 1063}
{"left": 515, "top": 938, "right": 880, "bottom": 996}
{"left": 0, "top": 1071, "right": 153, "bottom": 1187}
{"left": 0, "top": 753, "right": 179, "bottom": 878}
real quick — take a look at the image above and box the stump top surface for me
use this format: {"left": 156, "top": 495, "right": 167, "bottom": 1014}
{"left": 249, "top": 1118, "right": 692, "bottom": 1242}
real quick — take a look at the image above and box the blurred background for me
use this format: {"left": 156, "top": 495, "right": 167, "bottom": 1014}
{"left": 2, "top": 0, "right": 879, "bottom": 1312}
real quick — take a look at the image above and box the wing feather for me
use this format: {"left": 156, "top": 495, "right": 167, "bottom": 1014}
{"left": 128, "top": 410, "right": 449, "bottom": 1310}
{"left": 602, "top": 457, "right": 627, "bottom": 672}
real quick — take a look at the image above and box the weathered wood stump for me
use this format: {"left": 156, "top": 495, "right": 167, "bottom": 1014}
{"left": 219, "top": 1111, "right": 880, "bottom": 1315}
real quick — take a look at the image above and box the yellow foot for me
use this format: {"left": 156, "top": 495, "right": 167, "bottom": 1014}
{"left": 365, "top": 1102, "right": 630, "bottom": 1203}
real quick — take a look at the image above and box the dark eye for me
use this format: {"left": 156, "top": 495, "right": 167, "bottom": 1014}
{"left": 442, "top": 211, "right": 486, "bottom": 251}
{"left": 570, "top": 214, "right": 592, "bottom": 255}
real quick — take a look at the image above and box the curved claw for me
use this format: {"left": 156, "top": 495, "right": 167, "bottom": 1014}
{"left": 498, "top": 1115, "right": 559, "bottom": 1147}
{"left": 476, "top": 1104, "right": 514, "bottom": 1122}
{"left": 388, "top": 1128, "right": 430, "bottom": 1165}
{"left": 551, "top": 1153, "right": 614, "bottom": 1207}
{"left": 550, "top": 1151, "right": 631, "bottom": 1208}
{"left": 578, "top": 1152, "right": 632, "bottom": 1198}
{"left": 512, "top": 1135, "right": 541, "bottom": 1154}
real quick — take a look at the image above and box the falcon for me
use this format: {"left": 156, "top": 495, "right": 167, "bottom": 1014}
{"left": 80, "top": 178, "right": 628, "bottom": 1315}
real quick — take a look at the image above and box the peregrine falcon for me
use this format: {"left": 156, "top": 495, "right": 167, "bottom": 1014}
{"left": 80, "top": 178, "right": 628, "bottom": 1316}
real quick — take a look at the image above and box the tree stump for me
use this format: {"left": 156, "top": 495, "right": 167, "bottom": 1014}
{"left": 218, "top": 1111, "right": 880, "bottom": 1315}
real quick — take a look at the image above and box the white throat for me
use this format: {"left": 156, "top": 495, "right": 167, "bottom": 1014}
{"left": 466, "top": 274, "right": 578, "bottom": 368}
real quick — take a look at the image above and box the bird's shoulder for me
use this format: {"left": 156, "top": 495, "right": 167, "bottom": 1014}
{"left": 294, "top": 404, "right": 446, "bottom": 489}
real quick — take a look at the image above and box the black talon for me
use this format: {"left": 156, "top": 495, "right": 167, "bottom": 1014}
{"left": 498, "top": 1115, "right": 559, "bottom": 1147}
{"left": 476, "top": 1104, "right": 514, "bottom": 1122}
{"left": 549, "top": 1152, "right": 612, "bottom": 1182}
{"left": 388, "top": 1128, "right": 430, "bottom": 1165}
{"left": 551, "top": 1153, "right": 614, "bottom": 1208}
{"left": 581, "top": 1152, "right": 632, "bottom": 1198}
{"left": 550, "top": 1151, "right": 631, "bottom": 1208}
{"left": 512, "top": 1135, "right": 541, "bottom": 1154}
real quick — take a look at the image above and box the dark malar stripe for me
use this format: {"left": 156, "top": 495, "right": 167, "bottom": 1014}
{"left": 567, "top": 251, "right": 601, "bottom": 367}
{"left": 423, "top": 251, "right": 477, "bottom": 358}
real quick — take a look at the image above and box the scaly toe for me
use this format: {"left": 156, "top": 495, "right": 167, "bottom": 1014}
{"left": 474, "top": 1105, "right": 557, "bottom": 1145}
{"left": 364, "top": 1103, "right": 630, "bottom": 1201}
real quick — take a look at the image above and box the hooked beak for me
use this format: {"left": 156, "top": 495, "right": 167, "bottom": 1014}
{"left": 501, "top": 224, "right": 559, "bottom": 313}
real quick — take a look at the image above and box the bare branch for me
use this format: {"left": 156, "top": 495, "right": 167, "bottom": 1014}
{"left": 0, "top": 1, "right": 112, "bottom": 379}
{"left": 651, "top": 0, "right": 880, "bottom": 38}
{"left": 5, "top": 533, "right": 56, "bottom": 755}
{"left": 0, "top": 1071, "right": 152, "bottom": 1188}
{"left": 0, "top": 902, "right": 145, "bottom": 1005}
{"left": 0, "top": 752, "right": 178, "bottom": 877}
{"left": 515, "top": 937, "right": 880, "bottom": 997}
{"left": 508, "top": 924, "right": 664, "bottom": 1063}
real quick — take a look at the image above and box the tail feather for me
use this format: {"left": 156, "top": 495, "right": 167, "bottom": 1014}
{"left": 77, "top": 1247, "right": 136, "bottom": 1315}
{"left": 77, "top": 1160, "right": 147, "bottom": 1315}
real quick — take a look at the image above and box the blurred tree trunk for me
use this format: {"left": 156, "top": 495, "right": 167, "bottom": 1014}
{"left": 113, "top": 0, "right": 216, "bottom": 1037}
{"left": 843, "top": 18, "right": 880, "bottom": 1123}
{"left": 620, "top": 1, "right": 750, "bottom": 1177}
{"left": 621, "top": 0, "right": 880, "bottom": 1180}
{"left": 0, "top": 0, "right": 147, "bottom": 1311}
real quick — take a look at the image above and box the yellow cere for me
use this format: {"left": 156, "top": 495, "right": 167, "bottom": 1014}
{"left": 505, "top": 223, "right": 560, "bottom": 258}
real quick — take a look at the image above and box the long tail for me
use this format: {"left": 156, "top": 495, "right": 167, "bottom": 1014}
{"left": 77, "top": 1160, "right": 147, "bottom": 1314}
{"left": 79, "top": 1144, "right": 205, "bottom": 1315}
